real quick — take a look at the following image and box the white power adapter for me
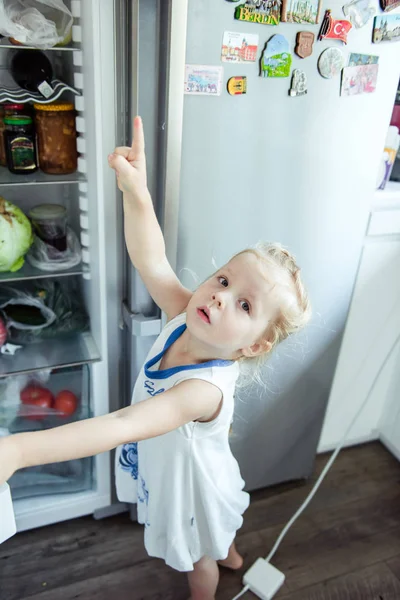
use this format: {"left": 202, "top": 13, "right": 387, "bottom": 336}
{"left": 0, "top": 482, "right": 17, "bottom": 544}
{"left": 242, "top": 558, "right": 285, "bottom": 600}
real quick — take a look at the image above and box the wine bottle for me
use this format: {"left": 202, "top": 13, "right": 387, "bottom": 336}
{"left": 11, "top": 50, "right": 54, "bottom": 99}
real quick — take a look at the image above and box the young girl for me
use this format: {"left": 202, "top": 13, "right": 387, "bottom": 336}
{"left": 0, "top": 117, "right": 311, "bottom": 600}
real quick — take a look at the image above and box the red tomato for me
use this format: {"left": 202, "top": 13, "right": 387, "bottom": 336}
{"left": 0, "top": 316, "right": 7, "bottom": 347}
{"left": 20, "top": 385, "right": 53, "bottom": 420}
{"left": 54, "top": 390, "right": 78, "bottom": 417}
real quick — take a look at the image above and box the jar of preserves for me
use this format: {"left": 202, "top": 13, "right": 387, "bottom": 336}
{"left": 0, "top": 106, "right": 6, "bottom": 167}
{"left": 3, "top": 103, "right": 30, "bottom": 117}
{"left": 4, "top": 116, "right": 38, "bottom": 174}
{"left": 34, "top": 103, "right": 77, "bottom": 174}
{"left": 0, "top": 104, "right": 29, "bottom": 167}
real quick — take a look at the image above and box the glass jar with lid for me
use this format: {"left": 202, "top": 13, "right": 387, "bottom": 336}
{"left": 34, "top": 103, "right": 78, "bottom": 175}
{"left": 0, "top": 105, "right": 6, "bottom": 167}
{"left": 29, "top": 204, "right": 68, "bottom": 254}
{"left": 3, "top": 103, "right": 31, "bottom": 117}
{"left": 4, "top": 116, "right": 38, "bottom": 174}
{"left": 0, "top": 104, "right": 30, "bottom": 167}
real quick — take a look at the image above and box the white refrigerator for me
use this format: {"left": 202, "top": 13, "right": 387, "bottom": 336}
{"left": 0, "top": 0, "right": 123, "bottom": 531}
{"left": 124, "top": 0, "right": 400, "bottom": 496}
{"left": 0, "top": 0, "right": 399, "bottom": 534}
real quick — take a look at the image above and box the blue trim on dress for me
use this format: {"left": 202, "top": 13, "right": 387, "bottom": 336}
{"left": 144, "top": 322, "right": 233, "bottom": 379}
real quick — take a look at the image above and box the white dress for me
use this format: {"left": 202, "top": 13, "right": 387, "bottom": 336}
{"left": 115, "top": 312, "right": 250, "bottom": 572}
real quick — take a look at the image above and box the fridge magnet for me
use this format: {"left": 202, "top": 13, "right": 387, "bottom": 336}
{"left": 260, "top": 35, "right": 292, "bottom": 78}
{"left": 348, "top": 52, "right": 378, "bottom": 66}
{"left": 221, "top": 31, "right": 259, "bottom": 63}
{"left": 289, "top": 69, "right": 307, "bottom": 96}
{"left": 234, "top": 0, "right": 282, "bottom": 26}
{"left": 281, "top": 0, "right": 322, "bottom": 24}
{"left": 184, "top": 65, "right": 223, "bottom": 95}
{"left": 318, "top": 10, "right": 353, "bottom": 43}
{"left": 227, "top": 76, "right": 248, "bottom": 94}
{"left": 341, "top": 64, "right": 379, "bottom": 95}
{"left": 373, "top": 15, "right": 400, "bottom": 43}
{"left": 317, "top": 47, "right": 345, "bottom": 78}
{"left": 295, "top": 31, "right": 315, "bottom": 58}
{"left": 342, "top": 0, "right": 375, "bottom": 29}
{"left": 380, "top": 0, "right": 400, "bottom": 12}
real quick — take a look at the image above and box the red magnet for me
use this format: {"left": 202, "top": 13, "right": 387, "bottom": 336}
{"left": 318, "top": 10, "right": 352, "bottom": 43}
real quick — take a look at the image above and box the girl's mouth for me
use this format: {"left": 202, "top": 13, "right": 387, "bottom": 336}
{"left": 197, "top": 307, "right": 210, "bottom": 324}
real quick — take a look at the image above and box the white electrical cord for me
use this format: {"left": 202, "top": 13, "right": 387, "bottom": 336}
{"left": 231, "top": 316, "right": 400, "bottom": 600}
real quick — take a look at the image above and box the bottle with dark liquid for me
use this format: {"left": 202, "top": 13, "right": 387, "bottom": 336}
{"left": 11, "top": 50, "right": 54, "bottom": 99}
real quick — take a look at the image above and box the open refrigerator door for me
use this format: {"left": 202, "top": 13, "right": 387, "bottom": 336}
{"left": 0, "top": 0, "right": 123, "bottom": 532}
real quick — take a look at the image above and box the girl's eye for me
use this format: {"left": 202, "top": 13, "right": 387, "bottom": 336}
{"left": 218, "top": 276, "right": 228, "bottom": 287}
{"left": 240, "top": 300, "right": 250, "bottom": 313}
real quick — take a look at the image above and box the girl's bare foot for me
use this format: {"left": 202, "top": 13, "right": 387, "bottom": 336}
{"left": 218, "top": 542, "right": 243, "bottom": 570}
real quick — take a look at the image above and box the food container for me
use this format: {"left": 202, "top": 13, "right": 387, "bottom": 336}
{"left": 0, "top": 106, "right": 6, "bottom": 167}
{"left": 4, "top": 116, "right": 38, "bottom": 174}
{"left": 34, "top": 103, "right": 77, "bottom": 174}
{"left": 1, "top": 104, "right": 33, "bottom": 167}
{"left": 29, "top": 204, "right": 68, "bottom": 253}
{"left": 3, "top": 103, "right": 31, "bottom": 117}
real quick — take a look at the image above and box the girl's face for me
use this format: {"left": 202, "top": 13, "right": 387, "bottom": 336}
{"left": 186, "top": 253, "right": 279, "bottom": 359}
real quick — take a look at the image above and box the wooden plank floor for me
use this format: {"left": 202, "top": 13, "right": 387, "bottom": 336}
{"left": 1, "top": 441, "right": 400, "bottom": 600}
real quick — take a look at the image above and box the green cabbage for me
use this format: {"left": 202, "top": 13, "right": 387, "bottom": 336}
{"left": 0, "top": 197, "right": 33, "bottom": 272}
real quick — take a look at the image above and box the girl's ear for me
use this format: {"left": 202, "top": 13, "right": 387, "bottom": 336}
{"left": 241, "top": 339, "right": 272, "bottom": 358}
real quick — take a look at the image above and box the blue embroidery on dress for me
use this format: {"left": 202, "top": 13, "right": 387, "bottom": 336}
{"left": 144, "top": 380, "right": 165, "bottom": 397}
{"left": 119, "top": 442, "right": 138, "bottom": 480}
{"left": 138, "top": 475, "right": 150, "bottom": 527}
{"left": 138, "top": 475, "right": 149, "bottom": 504}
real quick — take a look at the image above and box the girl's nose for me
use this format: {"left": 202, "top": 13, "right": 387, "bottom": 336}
{"left": 212, "top": 292, "right": 223, "bottom": 308}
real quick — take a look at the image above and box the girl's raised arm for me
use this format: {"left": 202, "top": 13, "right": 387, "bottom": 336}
{"left": 108, "top": 117, "right": 192, "bottom": 320}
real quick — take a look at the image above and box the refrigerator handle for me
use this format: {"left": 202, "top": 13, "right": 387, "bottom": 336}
{"left": 162, "top": 0, "right": 189, "bottom": 272}
{"left": 122, "top": 302, "right": 162, "bottom": 338}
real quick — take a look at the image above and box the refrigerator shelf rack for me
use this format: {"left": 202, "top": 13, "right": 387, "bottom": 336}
{"left": 0, "top": 168, "right": 86, "bottom": 187}
{"left": 0, "top": 332, "right": 101, "bottom": 378}
{"left": 0, "top": 262, "right": 83, "bottom": 284}
{"left": 0, "top": 40, "right": 80, "bottom": 52}
{"left": 0, "top": 78, "right": 81, "bottom": 105}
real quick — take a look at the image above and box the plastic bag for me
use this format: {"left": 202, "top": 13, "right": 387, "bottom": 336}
{"left": 0, "top": 0, "right": 72, "bottom": 49}
{"left": 0, "top": 284, "right": 56, "bottom": 337}
{"left": 27, "top": 228, "right": 82, "bottom": 272}
{"left": 0, "top": 280, "right": 89, "bottom": 344}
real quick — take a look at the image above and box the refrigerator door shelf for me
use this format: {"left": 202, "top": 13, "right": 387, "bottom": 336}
{"left": 14, "top": 486, "right": 110, "bottom": 532}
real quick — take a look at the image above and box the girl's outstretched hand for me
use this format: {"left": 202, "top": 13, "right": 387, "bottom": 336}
{"left": 108, "top": 116, "right": 148, "bottom": 201}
